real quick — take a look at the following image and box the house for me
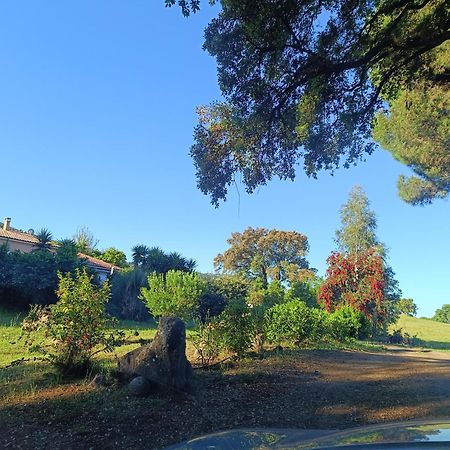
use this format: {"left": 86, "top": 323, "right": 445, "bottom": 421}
{"left": 0, "top": 217, "right": 119, "bottom": 282}
{"left": 77, "top": 253, "right": 118, "bottom": 283}
{"left": 0, "top": 217, "right": 40, "bottom": 253}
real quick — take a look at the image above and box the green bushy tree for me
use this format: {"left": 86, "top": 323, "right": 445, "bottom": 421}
{"left": 213, "top": 297, "right": 254, "bottom": 357}
{"left": 215, "top": 227, "right": 312, "bottom": 287}
{"left": 285, "top": 277, "right": 322, "bottom": 307}
{"left": 141, "top": 270, "right": 205, "bottom": 321}
{"left": 433, "top": 304, "right": 450, "bottom": 324}
{"left": 99, "top": 247, "right": 128, "bottom": 268}
{"left": 265, "top": 300, "right": 325, "bottom": 347}
{"left": 326, "top": 306, "right": 370, "bottom": 342}
{"left": 22, "top": 269, "right": 123, "bottom": 374}
{"left": 396, "top": 298, "right": 418, "bottom": 317}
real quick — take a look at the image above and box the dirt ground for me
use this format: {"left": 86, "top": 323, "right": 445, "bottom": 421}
{"left": 1, "top": 346, "right": 450, "bottom": 449}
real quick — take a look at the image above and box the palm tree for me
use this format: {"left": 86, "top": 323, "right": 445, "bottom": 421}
{"left": 56, "top": 239, "right": 80, "bottom": 272}
{"left": 185, "top": 258, "right": 197, "bottom": 273}
{"left": 35, "top": 228, "right": 53, "bottom": 252}
{"left": 131, "top": 244, "right": 150, "bottom": 268}
{"left": 166, "top": 252, "right": 197, "bottom": 273}
{"left": 144, "top": 247, "right": 167, "bottom": 273}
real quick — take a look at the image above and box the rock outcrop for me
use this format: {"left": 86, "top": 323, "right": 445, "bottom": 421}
{"left": 118, "top": 317, "right": 192, "bottom": 392}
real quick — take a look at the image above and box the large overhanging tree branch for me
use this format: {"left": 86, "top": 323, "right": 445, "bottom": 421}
{"left": 167, "top": 0, "right": 449, "bottom": 206}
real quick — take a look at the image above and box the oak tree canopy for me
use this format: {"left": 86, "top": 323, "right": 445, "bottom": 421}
{"left": 166, "top": 0, "right": 449, "bottom": 206}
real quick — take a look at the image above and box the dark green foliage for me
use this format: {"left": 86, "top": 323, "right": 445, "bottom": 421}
{"left": 373, "top": 43, "right": 449, "bottom": 205}
{"left": 433, "top": 304, "right": 450, "bottom": 324}
{"left": 0, "top": 242, "right": 84, "bottom": 308}
{"left": 178, "top": 0, "right": 449, "bottom": 206}
{"left": 131, "top": 245, "right": 196, "bottom": 273}
{"left": 111, "top": 245, "right": 197, "bottom": 321}
{"left": 108, "top": 268, "right": 150, "bottom": 321}
{"left": 326, "top": 306, "right": 370, "bottom": 341}
{"left": 285, "top": 278, "right": 322, "bottom": 308}
{"left": 265, "top": 300, "right": 325, "bottom": 346}
{"left": 164, "top": 0, "right": 204, "bottom": 16}
{"left": 131, "top": 244, "right": 150, "bottom": 268}
{"left": 194, "top": 274, "right": 251, "bottom": 323}
{"left": 35, "top": 228, "right": 53, "bottom": 251}
{"left": 197, "top": 292, "right": 227, "bottom": 323}
{"left": 56, "top": 239, "right": 84, "bottom": 273}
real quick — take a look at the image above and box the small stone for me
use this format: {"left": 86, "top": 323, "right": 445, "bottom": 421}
{"left": 128, "top": 376, "right": 153, "bottom": 397}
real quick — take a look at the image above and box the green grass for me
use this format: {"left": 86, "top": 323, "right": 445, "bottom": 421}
{"left": 391, "top": 315, "right": 450, "bottom": 350}
{"left": 0, "top": 311, "right": 160, "bottom": 400}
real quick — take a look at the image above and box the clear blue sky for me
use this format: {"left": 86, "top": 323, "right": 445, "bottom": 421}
{"left": 1, "top": 1, "right": 448, "bottom": 317}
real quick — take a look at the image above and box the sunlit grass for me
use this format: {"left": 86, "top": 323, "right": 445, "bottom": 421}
{"left": 391, "top": 315, "right": 450, "bottom": 350}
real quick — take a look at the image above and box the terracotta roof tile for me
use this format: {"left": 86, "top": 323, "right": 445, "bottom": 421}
{"left": 0, "top": 228, "right": 39, "bottom": 244}
{"left": 78, "top": 253, "right": 120, "bottom": 271}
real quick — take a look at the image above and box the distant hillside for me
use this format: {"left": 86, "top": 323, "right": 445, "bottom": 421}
{"left": 392, "top": 315, "right": 450, "bottom": 350}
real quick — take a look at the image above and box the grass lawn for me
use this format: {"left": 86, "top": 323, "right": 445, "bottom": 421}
{"left": 391, "top": 315, "right": 450, "bottom": 350}
{"left": 0, "top": 308, "right": 159, "bottom": 401}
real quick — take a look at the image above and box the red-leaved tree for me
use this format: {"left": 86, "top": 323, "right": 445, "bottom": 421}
{"left": 318, "top": 248, "right": 386, "bottom": 323}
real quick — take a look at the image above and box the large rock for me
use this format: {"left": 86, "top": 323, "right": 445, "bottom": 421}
{"left": 118, "top": 317, "right": 193, "bottom": 391}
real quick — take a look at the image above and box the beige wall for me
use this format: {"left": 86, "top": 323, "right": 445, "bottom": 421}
{"left": 0, "top": 238, "right": 37, "bottom": 253}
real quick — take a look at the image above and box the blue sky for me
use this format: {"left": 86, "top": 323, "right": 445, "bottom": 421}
{"left": 1, "top": 1, "right": 448, "bottom": 317}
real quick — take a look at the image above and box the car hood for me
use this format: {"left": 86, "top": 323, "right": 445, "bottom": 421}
{"left": 165, "top": 419, "right": 450, "bottom": 449}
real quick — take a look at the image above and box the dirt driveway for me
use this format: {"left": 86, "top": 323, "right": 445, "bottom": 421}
{"left": 1, "top": 347, "right": 450, "bottom": 449}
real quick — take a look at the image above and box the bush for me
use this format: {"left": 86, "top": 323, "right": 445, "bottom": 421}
{"left": 141, "top": 270, "right": 205, "bottom": 321}
{"left": 326, "top": 306, "right": 370, "bottom": 342}
{"left": 213, "top": 298, "right": 254, "bottom": 357}
{"left": 191, "top": 320, "right": 222, "bottom": 366}
{"left": 22, "top": 269, "right": 123, "bottom": 375}
{"left": 265, "top": 300, "right": 325, "bottom": 346}
{"left": 285, "top": 278, "right": 322, "bottom": 307}
{"left": 201, "top": 274, "right": 250, "bottom": 302}
{"left": 197, "top": 292, "right": 227, "bottom": 323}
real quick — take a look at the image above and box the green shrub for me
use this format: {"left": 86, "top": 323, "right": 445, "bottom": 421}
{"left": 203, "top": 274, "right": 250, "bottom": 302}
{"left": 326, "top": 306, "right": 370, "bottom": 341}
{"left": 22, "top": 269, "right": 123, "bottom": 375}
{"left": 191, "top": 319, "right": 222, "bottom": 366}
{"left": 264, "top": 300, "right": 325, "bottom": 346}
{"left": 285, "top": 278, "right": 322, "bottom": 307}
{"left": 214, "top": 298, "right": 254, "bottom": 357}
{"left": 141, "top": 270, "right": 205, "bottom": 321}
